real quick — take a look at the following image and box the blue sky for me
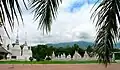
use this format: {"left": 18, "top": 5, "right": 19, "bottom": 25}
{"left": 9, "top": 0, "right": 99, "bottom": 45}
{"left": 68, "top": 0, "right": 99, "bottom": 12}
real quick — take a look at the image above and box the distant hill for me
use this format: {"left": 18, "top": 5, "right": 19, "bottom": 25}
{"left": 47, "top": 41, "right": 94, "bottom": 48}
{"left": 47, "top": 41, "right": 120, "bottom": 48}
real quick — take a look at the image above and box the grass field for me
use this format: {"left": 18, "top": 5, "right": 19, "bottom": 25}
{"left": 0, "top": 60, "right": 100, "bottom": 64}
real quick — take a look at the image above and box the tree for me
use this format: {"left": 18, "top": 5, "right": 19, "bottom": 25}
{"left": 86, "top": 45, "right": 93, "bottom": 57}
{"left": 58, "top": 47, "right": 64, "bottom": 56}
{"left": 64, "top": 45, "right": 71, "bottom": 58}
{"left": 31, "top": 45, "right": 48, "bottom": 61}
{"left": 78, "top": 47, "right": 85, "bottom": 58}
{"left": 112, "top": 48, "right": 120, "bottom": 52}
{"left": 37, "top": 45, "right": 47, "bottom": 60}
{"left": 31, "top": 46, "right": 37, "bottom": 58}
{"left": 54, "top": 48, "right": 59, "bottom": 57}
{"left": 91, "top": 0, "right": 120, "bottom": 66}
{"left": 73, "top": 44, "right": 79, "bottom": 51}
{"left": 69, "top": 47, "right": 75, "bottom": 59}
{"left": 46, "top": 46, "right": 54, "bottom": 57}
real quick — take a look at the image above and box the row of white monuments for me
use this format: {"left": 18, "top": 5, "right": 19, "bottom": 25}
{"left": 46, "top": 51, "right": 98, "bottom": 60}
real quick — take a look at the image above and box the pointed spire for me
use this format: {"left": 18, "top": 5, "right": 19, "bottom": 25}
{"left": 24, "top": 32, "right": 27, "bottom": 46}
{"left": 15, "top": 29, "right": 19, "bottom": 45}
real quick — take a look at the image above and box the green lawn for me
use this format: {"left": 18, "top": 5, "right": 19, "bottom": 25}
{"left": 0, "top": 60, "right": 100, "bottom": 64}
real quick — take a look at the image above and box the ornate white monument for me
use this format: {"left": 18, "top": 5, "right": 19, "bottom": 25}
{"left": 0, "top": 26, "right": 32, "bottom": 60}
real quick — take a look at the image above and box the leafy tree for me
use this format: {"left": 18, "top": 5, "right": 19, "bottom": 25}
{"left": 86, "top": 45, "right": 93, "bottom": 57}
{"left": 73, "top": 44, "right": 79, "bottom": 51}
{"left": 58, "top": 47, "right": 64, "bottom": 56}
{"left": 37, "top": 45, "right": 47, "bottom": 60}
{"left": 112, "top": 48, "right": 120, "bottom": 52}
{"left": 46, "top": 46, "right": 54, "bottom": 57}
{"left": 112, "top": 48, "right": 120, "bottom": 60}
{"left": 31, "top": 45, "right": 48, "bottom": 61}
{"left": 54, "top": 47, "right": 64, "bottom": 57}
{"left": 64, "top": 45, "right": 71, "bottom": 58}
{"left": 69, "top": 47, "right": 75, "bottom": 59}
{"left": 36, "top": 55, "right": 41, "bottom": 61}
{"left": 54, "top": 50, "right": 59, "bottom": 57}
{"left": 78, "top": 48, "right": 85, "bottom": 58}
{"left": 31, "top": 46, "right": 37, "bottom": 58}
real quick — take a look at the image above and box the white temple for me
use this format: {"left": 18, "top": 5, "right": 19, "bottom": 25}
{"left": 0, "top": 26, "right": 32, "bottom": 61}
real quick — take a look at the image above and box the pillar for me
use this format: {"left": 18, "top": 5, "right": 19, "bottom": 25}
{"left": 112, "top": 53, "right": 115, "bottom": 62}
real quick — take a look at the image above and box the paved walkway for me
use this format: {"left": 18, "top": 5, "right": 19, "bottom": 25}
{"left": 0, "top": 64, "right": 120, "bottom": 70}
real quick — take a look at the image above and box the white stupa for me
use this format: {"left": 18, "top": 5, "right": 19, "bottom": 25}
{"left": 61, "top": 53, "right": 66, "bottom": 60}
{"left": 52, "top": 51, "right": 55, "bottom": 59}
{"left": 67, "top": 54, "right": 71, "bottom": 60}
{"left": 73, "top": 51, "right": 81, "bottom": 60}
{"left": 83, "top": 51, "right": 90, "bottom": 60}
{"left": 21, "top": 32, "right": 32, "bottom": 60}
{"left": 10, "top": 30, "right": 21, "bottom": 59}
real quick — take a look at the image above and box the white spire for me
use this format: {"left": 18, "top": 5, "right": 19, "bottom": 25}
{"left": 24, "top": 32, "right": 27, "bottom": 46}
{"left": 15, "top": 29, "right": 19, "bottom": 45}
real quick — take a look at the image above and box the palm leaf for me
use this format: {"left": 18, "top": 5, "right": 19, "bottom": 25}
{"left": 91, "top": 0, "right": 120, "bottom": 66}
{"left": 30, "top": 0, "right": 62, "bottom": 34}
{"left": 0, "top": 0, "right": 27, "bottom": 38}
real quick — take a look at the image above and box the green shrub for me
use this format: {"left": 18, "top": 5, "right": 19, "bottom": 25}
{"left": 29, "top": 57, "right": 33, "bottom": 62}
{"left": 0, "top": 55, "right": 3, "bottom": 60}
{"left": 46, "top": 57, "right": 51, "bottom": 60}
{"left": 36, "top": 57, "right": 40, "bottom": 61}
{"left": 115, "top": 53, "right": 120, "bottom": 60}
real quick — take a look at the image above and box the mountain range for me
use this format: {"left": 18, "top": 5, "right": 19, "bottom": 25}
{"left": 47, "top": 41, "right": 93, "bottom": 48}
{"left": 47, "top": 41, "right": 120, "bottom": 48}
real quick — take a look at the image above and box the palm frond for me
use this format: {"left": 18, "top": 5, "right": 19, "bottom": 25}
{"left": 0, "top": 0, "right": 27, "bottom": 38}
{"left": 91, "top": 0, "right": 120, "bottom": 66}
{"left": 30, "top": 0, "right": 62, "bottom": 34}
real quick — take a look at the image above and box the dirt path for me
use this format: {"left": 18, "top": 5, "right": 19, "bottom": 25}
{"left": 0, "top": 64, "right": 120, "bottom": 70}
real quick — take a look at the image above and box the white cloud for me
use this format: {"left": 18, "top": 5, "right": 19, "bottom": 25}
{"left": 8, "top": 0, "right": 98, "bottom": 45}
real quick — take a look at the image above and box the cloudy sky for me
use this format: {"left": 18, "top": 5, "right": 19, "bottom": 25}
{"left": 9, "top": 0, "right": 99, "bottom": 45}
